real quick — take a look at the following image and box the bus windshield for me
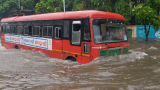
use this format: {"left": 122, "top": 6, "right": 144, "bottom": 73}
{"left": 92, "top": 19, "right": 127, "bottom": 44}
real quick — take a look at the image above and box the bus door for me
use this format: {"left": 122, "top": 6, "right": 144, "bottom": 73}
{"left": 70, "top": 20, "right": 82, "bottom": 63}
{"left": 81, "top": 19, "right": 91, "bottom": 64}
{"left": 70, "top": 19, "right": 91, "bottom": 64}
{"left": 52, "top": 25, "right": 63, "bottom": 59}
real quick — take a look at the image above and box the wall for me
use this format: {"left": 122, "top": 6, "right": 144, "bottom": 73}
{"left": 136, "top": 25, "right": 160, "bottom": 38}
{"left": 126, "top": 25, "right": 137, "bottom": 38}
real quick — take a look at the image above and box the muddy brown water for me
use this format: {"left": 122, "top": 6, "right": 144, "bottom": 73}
{"left": 0, "top": 38, "right": 160, "bottom": 90}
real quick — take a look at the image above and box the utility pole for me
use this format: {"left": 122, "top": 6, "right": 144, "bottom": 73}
{"left": 63, "top": 0, "right": 65, "bottom": 12}
{"left": 18, "top": 0, "right": 21, "bottom": 10}
{"left": 18, "top": 0, "right": 23, "bottom": 10}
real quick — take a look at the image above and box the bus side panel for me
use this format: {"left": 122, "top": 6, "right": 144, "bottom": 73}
{"left": 52, "top": 39, "right": 63, "bottom": 59}
{"left": 5, "top": 42, "right": 17, "bottom": 49}
{"left": 62, "top": 40, "right": 70, "bottom": 59}
{"left": 91, "top": 47, "right": 100, "bottom": 61}
{"left": 1, "top": 34, "right": 5, "bottom": 47}
{"left": 69, "top": 45, "right": 82, "bottom": 63}
{"left": 81, "top": 42, "right": 91, "bottom": 64}
{"left": 62, "top": 40, "right": 82, "bottom": 63}
{"left": 63, "top": 52, "right": 82, "bottom": 63}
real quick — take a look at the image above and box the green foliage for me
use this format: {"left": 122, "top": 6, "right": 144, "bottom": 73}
{"left": 1, "top": 0, "right": 159, "bottom": 29}
{"left": 64, "top": 0, "right": 74, "bottom": 11}
{"left": 147, "top": 0, "right": 160, "bottom": 15}
{"left": 132, "top": 0, "right": 160, "bottom": 31}
{"left": 0, "top": 0, "right": 39, "bottom": 19}
{"left": 89, "top": 0, "right": 133, "bottom": 22}
{"left": 133, "top": 4, "right": 156, "bottom": 24}
{"left": 114, "top": 0, "right": 133, "bottom": 22}
{"left": 90, "top": 0, "right": 114, "bottom": 11}
{"left": 153, "top": 19, "right": 160, "bottom": 30}
{"left": 0, "top": 0, "right": 18, "bottom": 19}
{"left": 35, "top": 0, "right": 62, "bottom": 13}
{"left": 21, "top": 0, "right": 40, "bottom": 10}
{"left": 0, "top": 0, "right": 134, "bottom": 22}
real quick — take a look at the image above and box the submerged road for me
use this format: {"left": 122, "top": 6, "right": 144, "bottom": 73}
{"left": 0, "top": 38, "right": 160, "bottom": 90}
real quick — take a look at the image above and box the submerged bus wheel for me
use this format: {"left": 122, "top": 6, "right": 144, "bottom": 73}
{"left": 15, "top": 45, "right": 19, "bottom": 49}
{"left": 66, "top": 56, "right": 77, "bottom": 62}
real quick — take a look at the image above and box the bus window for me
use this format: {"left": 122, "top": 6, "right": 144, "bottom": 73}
{"left": 63, "top": 20, "right": 70, "bottom": 38}
{"left": 92, "top": 19, "right": 127, "bottom": 43}
{"left": 42, "top": 26, "right": 53, "bottom": 38}
{"left": 83, "top": 19, "right": 90, "bottom": 41}
{"left": 24, "top": 26, "right": 29, "bottom": 35}
{"left": 17, "top": 26, "right": 23, "bottom": 35}
{"left": 43, "top": 27, "right": 47, "bottom": 36}
{"left": 10, "top": 26, "right": 16, "bottom": 34}
{"left": 32, "top": 26, "right": 40, "bottom": 36}
{"left": 29, "top": 26, "right": 32, "bottom": 36}
{"left": 6, "top": 26, "right": 10, "bottom": 34}
{"left": 72, "top": 21, "right": 81, "bottom": 45}
{"left": 54, "top": 26, "right": 62, "bottom": 39}
{"left": 48, "top": 27, "right": 53, "bottom": 37}
{"left": 2, "top": 26, "right": 5, "bottom": 33}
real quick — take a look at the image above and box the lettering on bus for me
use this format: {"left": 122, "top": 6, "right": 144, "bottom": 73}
{"left": 23, "top": 38, "right": 48, "bottom": 49}
{"left": 4, "top": 35, "right": 52, "bottom": 50}
{"left": 5, "top": 36, "right": 11, "bottom": 41}
{"left": 23, "top": 38, "right": 34, "bottom": 45}
{"left": 11, "top": 37, "right": 20, "bottom": 42}
{"left": 5, "top": 35, "right": 20, "bottom": 44}
{"left": 35, "top": 40, "right": 47, "bottom": 47}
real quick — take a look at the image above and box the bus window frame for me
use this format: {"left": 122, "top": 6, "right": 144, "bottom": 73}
{"left": 10, "top": 26, "right": 17, "bottom": 35}
{"left": 54, "top": 25, "right": 63, "bottom": 40}
{"left": 5, "top": 26, "right": 10, "bottom": 34}
{"left": 42, "top": 26, "right": 53, "bottom": 38}
{"left": 24, "top": 26, "right": 30, "bottom": 36}
{"left": 17, "top": 26, "right": 23, "bottom": 35}
{"left": 1, "top": 26, "right": 5, "bottom": 33}
{"left": 82, "top": 19, "right": 91, "bottom": 42}
{"left": 71, "top": 20, "right": 82, "bottom": 46}
{"left": 63, "top": 20, "right": 70, "bottom": 39}
{"left": 92, "top": 19, "right": 127, "bottom": 44}
{"left": 32, "top": 26, "right": 41, "bottom": 37}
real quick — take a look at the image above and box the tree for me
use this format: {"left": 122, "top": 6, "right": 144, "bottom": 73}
{"left": 0, "top": 0, "right": 18, "bottom": 19}
{"left": 114, "top": 0, "right": 134, "bottom": 22}
{"left": 132, "top": 0, "right": 160, "bottom": 41}
{"left": 90, "top": 0, "right": 134, "bottom": 22}
{"left": 21, "top": 0, "right": 40, "bottom": 10}
{"left": 35, "top": 0, "right": 62, "bottom": 13}
{"left": 0, "top": 0, "right": 40, "bottom": 19}
{"left": 35, "top": 0, "right": 135, "bottom": 23}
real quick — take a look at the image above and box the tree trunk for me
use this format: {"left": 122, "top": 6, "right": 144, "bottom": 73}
{"left": 144, "top": 25, "right": 150, "bottom": 41}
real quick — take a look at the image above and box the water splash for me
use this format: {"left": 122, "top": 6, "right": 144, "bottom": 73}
{"left": 0, "top": 44, "right": 6, "bottom": 50}
{"left": 148, "top": 46, "right": 157, "bottom": 50}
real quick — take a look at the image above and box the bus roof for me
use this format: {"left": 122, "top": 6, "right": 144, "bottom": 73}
{"left": 1, "top": 10, "right": 125, "bottom": 22}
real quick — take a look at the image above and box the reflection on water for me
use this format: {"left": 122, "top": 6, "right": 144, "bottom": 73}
{"left": 0, "top": 38, "right": 160, "bottom": 90}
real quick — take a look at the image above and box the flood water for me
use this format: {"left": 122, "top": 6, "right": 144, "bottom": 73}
{"left": 0, "top": 38, "right": 160, "bottom": 90}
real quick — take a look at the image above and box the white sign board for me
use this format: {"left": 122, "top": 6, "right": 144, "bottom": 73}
{"left": 155, "top": 30, "right": 160, "bottom": 38}
{"left": 5, "top": 34, "right": 52, "bottom": 50}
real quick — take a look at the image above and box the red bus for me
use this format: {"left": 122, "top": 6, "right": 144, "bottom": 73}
{"left": 0, "top": 10, "right": 129, "bottom": 64}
